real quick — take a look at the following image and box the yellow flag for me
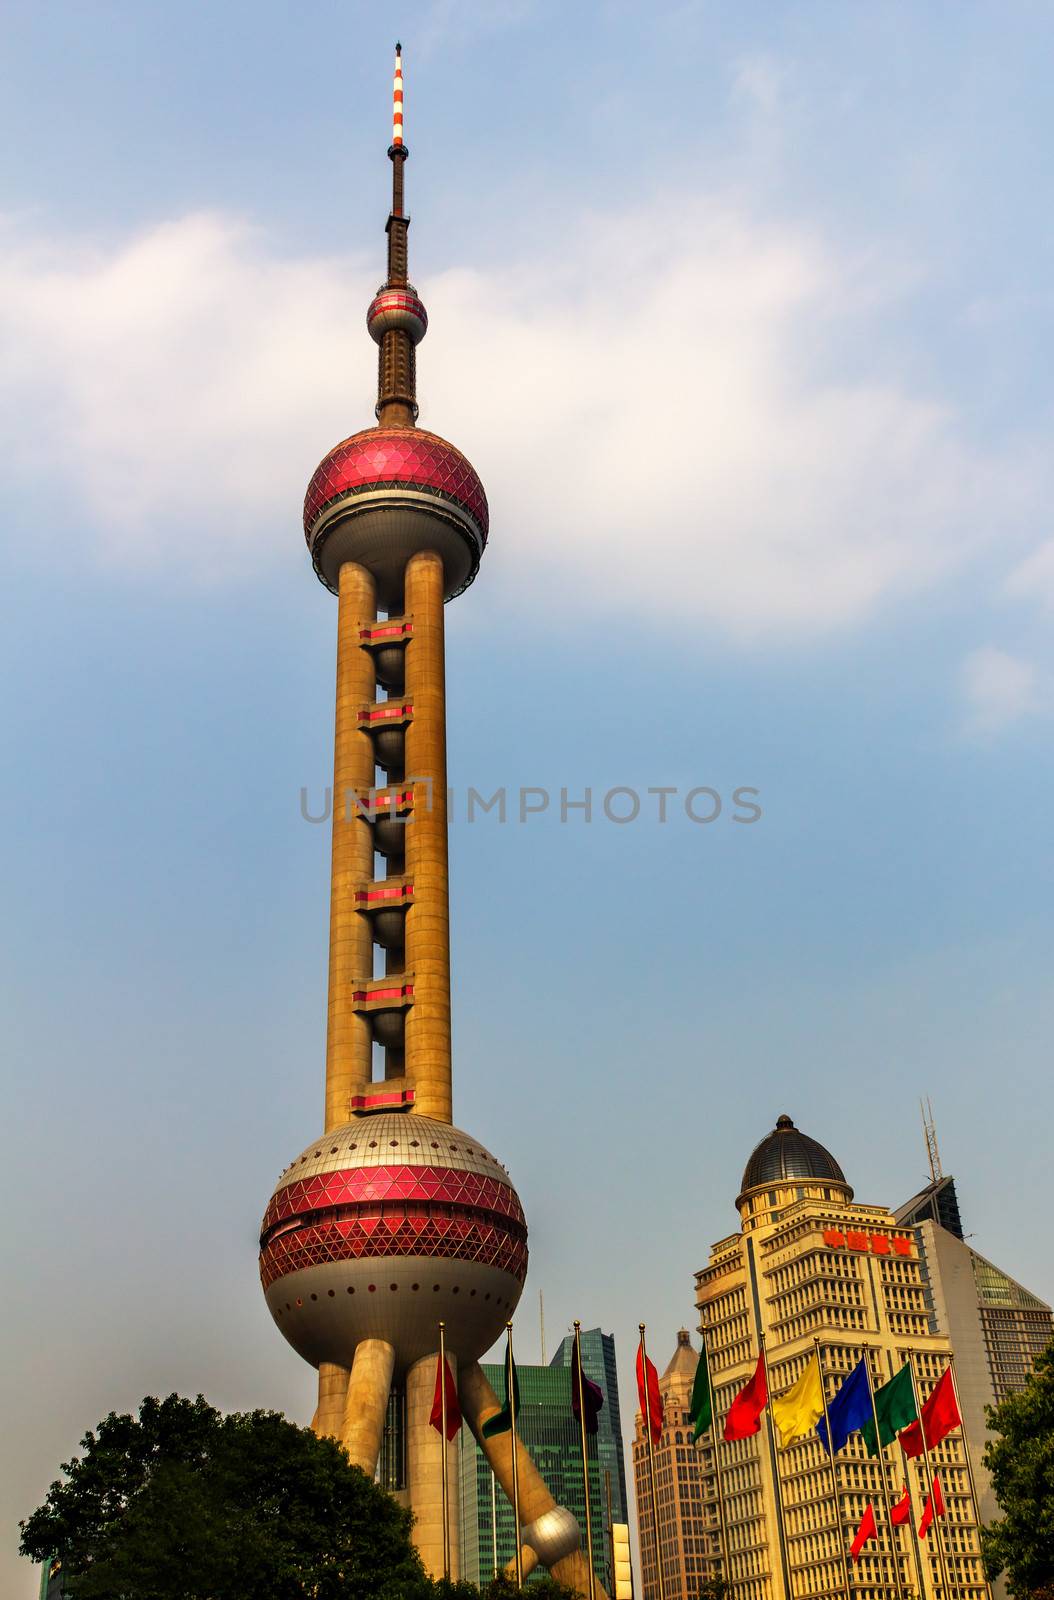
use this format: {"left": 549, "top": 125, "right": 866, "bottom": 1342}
{"left": 771, "top": 1353, "right": 824, "bottom": 1447}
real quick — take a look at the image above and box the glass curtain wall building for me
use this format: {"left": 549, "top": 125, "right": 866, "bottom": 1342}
{"left": 459, "top": 1331, "right": 628, "bottom": 1591}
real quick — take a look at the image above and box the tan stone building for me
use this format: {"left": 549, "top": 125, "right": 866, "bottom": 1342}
{"left": 633, "top": 1330, "right": 722, "bottom": 1599}
{"left": 693, "top": 1115, "right": 990, "bottom": 1600}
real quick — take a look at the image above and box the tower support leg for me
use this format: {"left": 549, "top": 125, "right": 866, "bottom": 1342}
{"left": 407, "top": 1349, "right": 460, "bottom": 1578}
{"left": 314, "top": 1361, "right": 351, "bottom": 1439}
{"left": 460, "top": 1360, "right": 609, "bottom": 1600}
{"left": 341, "top": 1338, "right": 396, "bottom": 1474}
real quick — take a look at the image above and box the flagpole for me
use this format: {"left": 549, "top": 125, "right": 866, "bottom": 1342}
{"left": 863, "top": 1352, "right": 906, "bottom": 1600}
{"left": 573, "top": 1322, "right": 598, "bottom": 1600}
{"left": 490, "top": 1468, "right": 498, "bottom": 1579}
{"left": 906, "top": 1356, "right": 952, "bottom": 1600}
{"left": 895, "top": 1441, "right": 928, "bottom": 1600}
{"left": 605, "top": 1468, "right": 614, "bottom": 1596}
{"left": 881, "top": 1354, "right": 926, "bottom": 1600}
{"left": 698, "top": 1320, "right": 732, "bottom": 1588}
{"left": 814, "top": 1338, "right": 852, "bottom": 1600}
{"left": 758, "top": 1336, "right": 793, "bottom": 1600}
{"left": 638, "top": 1324, "right": 666, "bottom": 1600}
{"left": 438, "top": 1321, "right": 451, "bottom": 1580}
{"left": 945, "top": 1356, "right": 994, "bottom": 1600}
{"left": 507, "top": 1321, "right": 523, "bottom": 1588}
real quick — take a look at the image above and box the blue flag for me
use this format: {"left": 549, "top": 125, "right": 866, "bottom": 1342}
{"left": 816, "top": 1358, "right": 873, "bottom": 1455}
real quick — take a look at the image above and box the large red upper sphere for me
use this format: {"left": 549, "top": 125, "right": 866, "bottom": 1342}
{"left": 303, "top": 426, "right": 488, "bottom": 604}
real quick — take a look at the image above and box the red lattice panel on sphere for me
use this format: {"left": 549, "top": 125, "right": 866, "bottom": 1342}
{"left": 262, "top": 1165, "right": 525, "bottom": 1232}
{"left": 303, "top": 428, "right": 489, "bottom": 539}
{"left": 259, "top": 1165, "right": 528, "bottom": 1291}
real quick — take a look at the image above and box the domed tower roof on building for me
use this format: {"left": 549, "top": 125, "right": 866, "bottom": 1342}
{"left": 737, "top": 1115, "right": 852, "bottom": 1206}
{"left": 662, "top": 1329, "right": 699, "bottom": 1382}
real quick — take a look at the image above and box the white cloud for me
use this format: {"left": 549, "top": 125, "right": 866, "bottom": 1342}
{"left": 731, "top": 54, "right": 785, "bottom": 118}
{"left": 960, "top": 646, "right": 1045, "bottom": 735}
{"left": 1005, "top": 537, "right": 1054, "bottom": 612}
{"left": 0, "top": 199, "right": 1045, "bottom": 636}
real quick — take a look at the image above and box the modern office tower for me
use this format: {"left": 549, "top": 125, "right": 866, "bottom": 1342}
{"left": 632, "top": 1330, "right": 722, "bottom": 1600}
{"left": 37, "top": 1557, "right": 64, "bottom": 1600}
{"left": 256, "top": 49, "right": 600, "bottom": 1593}
{"left": 460, "top": 1347, "right": 625, "bottom": 1591}
{"left": 552, "top": 1327, "right": 630, "bottom": 1551}
{"left": 896, "top": 1169, "right": 1054, "bottom": 1534}
{"left": 694, "top": 1115, "right": 988, "bottom": 1600}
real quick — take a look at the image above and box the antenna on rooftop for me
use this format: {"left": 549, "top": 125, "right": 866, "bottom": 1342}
{"left": 921, "top": 1096, "right": 943, "bottom": 1185}
{"left": 539, "top": 1289, "right": 547, "bottom": 1364}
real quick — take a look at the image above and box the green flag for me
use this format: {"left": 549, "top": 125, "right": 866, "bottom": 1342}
{"left": 482, "top": 1340, "right": 521, "bottom": 1438}
{"left": 689, "top": 1343, "right": 713, "bottom": 1442}
{"left": 861, "top": 1363, "right": 918, "bottom": 1456}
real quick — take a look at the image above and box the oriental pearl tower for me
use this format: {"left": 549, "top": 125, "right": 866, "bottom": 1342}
{"left": 259, "top": 48, "right": 604, "bottom": 1594}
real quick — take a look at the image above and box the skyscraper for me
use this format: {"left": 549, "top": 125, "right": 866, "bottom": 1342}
{"left": 552, "top": 1327, "right": 630, "bottom": 1549}
{"left": 459, "top": 1332, "right": 628, "bottom": 1591}
{"left": 256, "top": 49, "right": 601, "bottom": 1593}
{"left": 632, "top": 1331, "right": 721, "bottom": 1600}
{"left": 895, "top": 1170, "right": 1053, "bottom": 1538}
{"left": 694, "top": 1114, "right": 989, "bottom": 1600}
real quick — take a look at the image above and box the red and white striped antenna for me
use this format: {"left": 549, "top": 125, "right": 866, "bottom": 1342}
{"left": 391, "top": 42, "right": 404, "bottom": 150}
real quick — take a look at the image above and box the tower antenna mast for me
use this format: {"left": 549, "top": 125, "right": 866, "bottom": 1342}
{"left": 921, "top": 1096, "right": 943, "bottom": 1185}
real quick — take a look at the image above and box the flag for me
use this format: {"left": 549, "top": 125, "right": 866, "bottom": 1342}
{"left": 572, "top": 1365, "right": 604, "bottom": 1435}
{"left": 900, "top": 1368, "right": 961, "bottom": 1459}
{"left": 688, "top": 1344, "right": 713, "bottom": 1442}
{"left": 636, "top": 1344, "right": 664, "bottom": 1446}
{"left": 861, "top": 1363, "right": 918, "bottom": 1456}
{"left": 771, "top": 1353, "right": 823, "bottom": 1447}
{"left": 816, "top": 1358, "right": 873, "bottom": 1456}
{"left": 850, "top": 1503, "right": 878, "bottom": 1560}
{"left": 482, "top": 1340, "right": 521, "bottom": 1438}
{"left": 429, "top": 1353, "right": 461, "bottom": 1441}
{"left": 723, "top": 1351, "right": 767, "bottom": 1442}
{"left": 890, "top": 1483, "right": 912, "bottom": 1527}
{"left": 919, "top": 1473, "right": 946, "bottom": 1538}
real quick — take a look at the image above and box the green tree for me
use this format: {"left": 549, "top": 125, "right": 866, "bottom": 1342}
{"left": 20, "top": 1394, "right": 588, "bottom": 1599}
{"left": 20, "top": 1393, "right": 427, "bottom": 1599}
{"left": 982, "top": 1340, "right": 1054, "bottom": 1593}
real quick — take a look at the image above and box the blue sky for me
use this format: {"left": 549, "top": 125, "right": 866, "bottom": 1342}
{"left": 3, "top": 2, "right": 1054, "bottom": 1592}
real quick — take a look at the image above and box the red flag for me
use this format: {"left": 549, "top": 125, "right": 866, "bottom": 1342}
{"left": 900, "top": 1368, "right": 961, "bottom": 1458}
{"left": 723, "top": 1351, "right": 767, "bottom": 1442}
{"left": 636, "top": 1345, "right": 664, "bottom": 1446}
{"left": 919, "top": 1473, "right": 946, "bottom": 1538}
{"left": 890, "top": 1483, "right": 912, "bottom": 1527}
{"left": 429, "top": 1354, "right": 461, "bottom": 1441}
{"left": 850, "top": 1503, "right": 878, "bottom": 1560}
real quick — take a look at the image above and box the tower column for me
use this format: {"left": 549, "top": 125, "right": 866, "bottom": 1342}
{"left": 313, "top": 1361, "right": 351, "bottom": 1439}
{"left": 402, "top": 549, "right": 452, "bottom": 1122}
{"left": 406, "top": 1349, "right": 460, "bottom": 1577}
{"left": 325, "top": 560, "right": 377, "bottom": 1133}
{"left": 341, "top": 1338, "right": 396, "bottom": 1474}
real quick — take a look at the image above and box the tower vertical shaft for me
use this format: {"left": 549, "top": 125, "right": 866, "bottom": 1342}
{"left": 403, "top": 549, "right": 452, "bottom": 1120}
{"left": 325, "top": 562, "right": 377, "bottom": 1131}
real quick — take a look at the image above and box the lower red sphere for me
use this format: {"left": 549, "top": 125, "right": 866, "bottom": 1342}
{"left": 260, "top": 1113, "right": 527, "bottom": 1371}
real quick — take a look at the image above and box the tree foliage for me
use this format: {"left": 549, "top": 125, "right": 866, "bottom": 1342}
{"left": 981, "top": 1340, "right": 1054, "bottom": 1593}
{"left": 20, "top": 1395, "right": 584, "bottom": 1599}
{"left": 21, "top": 1394, "right": 429, "bottom": 1599}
